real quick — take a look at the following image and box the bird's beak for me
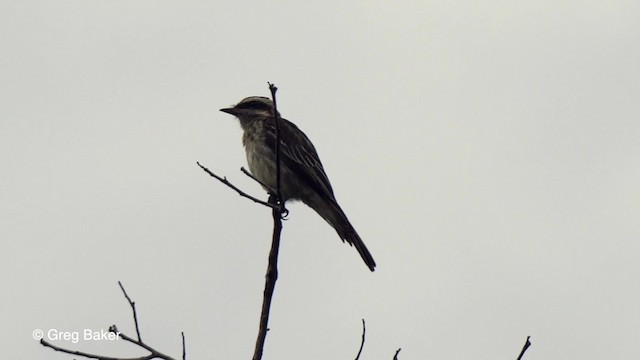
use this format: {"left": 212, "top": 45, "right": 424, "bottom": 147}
{"left": 220, "top": 107, "right": 237, "bottom": 115}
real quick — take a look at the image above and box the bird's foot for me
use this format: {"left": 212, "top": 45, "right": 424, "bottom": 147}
{"left": 267, "top": 194, "right": 289, "bottom": 219}
{"left": 279, "top": 205, "right": 289, "bottom": 220}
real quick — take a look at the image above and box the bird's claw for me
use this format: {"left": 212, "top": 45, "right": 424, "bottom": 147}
{"left": 280, "top": 205, "right": 289, "bottom": 220}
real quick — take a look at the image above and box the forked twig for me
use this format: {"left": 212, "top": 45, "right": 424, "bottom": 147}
{"left": 197, "top": 161, "right": 277, "bottom": 210}
{"left": 40, "top": 282, "right": 182, "bottom": 360}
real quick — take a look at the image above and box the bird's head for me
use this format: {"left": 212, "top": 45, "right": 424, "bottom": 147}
{"left": 220, "top": 96, "right": 278, "bottom": 124}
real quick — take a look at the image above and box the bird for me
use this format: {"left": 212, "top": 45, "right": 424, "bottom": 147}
{"left": 220, "top": 96, "right": 376, "bottom": 271}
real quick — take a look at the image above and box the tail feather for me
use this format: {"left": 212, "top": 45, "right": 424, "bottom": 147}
{"left": 343, "top": 225, "right": 377, "bottom": 272}
{"left": 310, "top": 198, "right": 377, "bottom": 272}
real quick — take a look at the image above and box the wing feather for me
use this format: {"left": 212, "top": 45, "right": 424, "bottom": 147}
{"left": 264, "top": 117, "right": 336, "bottom": 199}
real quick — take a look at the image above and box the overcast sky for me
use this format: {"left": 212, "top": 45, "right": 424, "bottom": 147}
{"left": 2, "top": 1, "right": 639, "bottom": 359}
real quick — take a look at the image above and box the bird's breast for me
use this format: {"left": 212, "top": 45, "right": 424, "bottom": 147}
{"left": 243, "top": 128, "right": 277, "bottom": 190}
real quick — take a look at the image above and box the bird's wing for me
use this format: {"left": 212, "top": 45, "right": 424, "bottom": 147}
{"left": 264, "top": 117, "right": 336, "bottom": 198}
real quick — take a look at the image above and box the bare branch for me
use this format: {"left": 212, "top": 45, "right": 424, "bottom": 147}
{"left": 241, "top": 167, "right": 276, "bottom": 194}
{"left": 516, "top": 336, "right": 532, "bottom": 360}
{"left": 40, "top": 283, "right": 180, "bottom": 360}
{"left": 118, "top": 281, "right": 142, "bottom": 342}
{"left": 197, "top": 161, "right": 277, "bottom": 209}
{"left": 354, "top": 319, "right": 366, "bottom": 360}
{"left": 113, "top": 327, "right": 175, "bottom": 358}
{"left": 181, "top": 332, "right": 186, "bottom": 360}
{"left": 268, "top": 83, "right": 283, "bottom": 206}
{"left": 252, "top": 83, "right": 286, "bottom": 360}
{"left": 40, "top": 338, "right": 152, "bottom": 360}
{"left": 252, "top": 194, "right": 283, "bottom": 360}
{"left": 240, "top": 167, "right": 289, "bottom": 218}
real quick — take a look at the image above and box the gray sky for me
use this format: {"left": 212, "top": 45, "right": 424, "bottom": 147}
{"left": 2, "top": 1, "right": 639, "bottom": 359}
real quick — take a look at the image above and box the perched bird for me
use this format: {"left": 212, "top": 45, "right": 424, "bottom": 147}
{"left": 220, "top": 96, "right": 376, "bottom": 271}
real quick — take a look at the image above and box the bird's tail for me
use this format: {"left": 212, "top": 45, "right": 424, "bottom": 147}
{"left": 314, "top": 199, "right": 377, "bottom": 272}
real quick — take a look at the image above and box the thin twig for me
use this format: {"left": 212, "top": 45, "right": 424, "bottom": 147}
{"left": 40, "top": 338, "right": 152, "bottom": 360}
{"left": 516, "top": 336, "right": 531, "bottom": 360}
{"left": 118, "top": 281, "right": 142, "bottom": 342}
{"left": 355, "top": 319, "right": 366, "bottom": 360}
{"left": 240, "top": 167, "right": 289, "bottom": 218}
{"left": 181, "top": 332, "right": 186, "bottom": 360}
{"left": 112, "top": 327, "right": 176, "bottom": 359}
{"left": 240, "top": 167, "right": 289, "bottom": 217}
{"left": 393, "top": 348, "right": 402, "bottom": 360}
{"left": 241, "top": 167, "right": 277, "bottom": 194}
{"left": 197, "top": 162, "right": 277, "bottom": 210}
{"left": 268, "top": 83, "right": 283, "bottom": 206}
